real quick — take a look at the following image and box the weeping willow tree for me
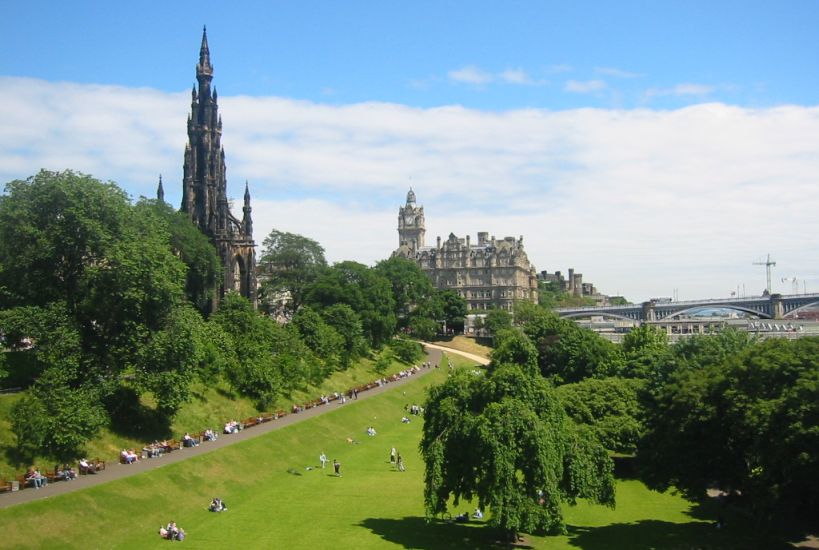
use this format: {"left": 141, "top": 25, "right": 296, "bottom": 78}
{"left": 421, "top": 333, "right": 615, "bottom": 541}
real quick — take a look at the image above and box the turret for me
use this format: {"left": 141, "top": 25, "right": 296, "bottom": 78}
{"left": 242, "top": 181, "right": 253, "bottom": 236}
{"left": 157, "top": 174, "right": 165, "bottom": 203}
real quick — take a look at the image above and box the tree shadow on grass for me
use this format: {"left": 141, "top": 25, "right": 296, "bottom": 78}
{"left": 359, "top": 516, "right": 533, "bottom": 550}
{"left": 105, "top": 386, "right": 172, "bottom": 440}
{"left": 565, "top": 519, "right": 794, "bottom": 550}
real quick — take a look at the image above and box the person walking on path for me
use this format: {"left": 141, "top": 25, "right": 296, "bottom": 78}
{"left": 319, "top": 452, "right": 327, "bottom": 469}
{"left": 333, "top": 459, "right": 341, "bottom": 477}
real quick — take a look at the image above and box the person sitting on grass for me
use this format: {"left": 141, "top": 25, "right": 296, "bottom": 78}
{"left": 162, "top": 521, "right": 186, "bottom": 541}
{"left": 209, "top": 497, "right": 227, "bottom": 512}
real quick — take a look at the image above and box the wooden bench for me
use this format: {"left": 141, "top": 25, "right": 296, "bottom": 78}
{"left": 79, "top": 458, "right": 106, "bottom": 475}
{"left": 258, "top": 412, "right": 274, "bottom": 423}
{"left": 241, "top": 417, "right": 259, "bottom": 429}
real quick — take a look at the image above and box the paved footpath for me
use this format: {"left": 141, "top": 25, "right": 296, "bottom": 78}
{"left": 0, "top": 344, "right": 487, "bottom": 510}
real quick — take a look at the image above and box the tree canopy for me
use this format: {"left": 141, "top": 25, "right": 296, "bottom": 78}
{"left": 421, "top": 363, "right": 615, "bottom": 539}
{"left": 258, "top": 229, "right": 327, "bottom": 318}
{"left": 639, "top": 335, "right": 819, "bottom": 512}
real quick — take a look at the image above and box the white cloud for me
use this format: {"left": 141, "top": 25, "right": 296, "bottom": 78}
{"left": 2, "top": 76, "right": 819, "bottom": 302}
{"left": 499, "top": 68, "right": 537, "bottom": 85}
{"left": 645, "top": 83, "right": 715, "bottom": 98}
{"left": 549, "top": 64, "right": 573, "bottom": 74}
{"left": 564, "top": 79, "right": 607, "bottom": 93}
{"left": 448, "top": 66, "right": 493, "bottom": 85}
{"left": 595, "top": 67, "right": 641, "bottom": 78}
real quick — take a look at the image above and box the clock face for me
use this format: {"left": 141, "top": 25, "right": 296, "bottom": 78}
{"left": 404, "top": 215, "right": 414, "bottom": 226}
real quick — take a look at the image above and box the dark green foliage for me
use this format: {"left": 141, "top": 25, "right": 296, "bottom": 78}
{"left": 211, "top": 293, "right": 317, "bottom": 407}
{"left": 516, "top": 304, "right": 624, "bottom": 383}
{"left": 0, "top": 170, "right": 133, "bottom": 311}
{"left": 537, "top": 280, "right": 597, "bottom": 308}
{"left": 619, "top": 324, "right": 672, "bottom": 380}
{"left": 556, "top": 377, "right": 644, "bottom": 453}
{"left": 388, "top": 337, "right": 424, "bottom": 364}
{"left": 12, "top": 369, "right": 107, "bottom": 461}
{"left": 639, "top": 334, "right": 819, "bottom": 513}
{"left": 435, "top": 289, "right": 467, "bottom": 332}
{"left": 258, "top": 229, "right": 327, "bottom": 317}
{"left": 483, "top": 307, "right": 512, "bottom": 334}
{"left": 373, "top": 352, "right": 392, "bottom": 375}
{"left": 491, "top": 328, "right": 539, "bottom": 377}
{"left": 305, "top": 261, "right": 396, "bottom": 348}
{"left": 421, "top": 363, "right": 615, "bottom": 539}
{"left": 138, "top": 200, "right": 221, "bottom": 315}
{"left": 291, "top": 306, "right": 343, "bottom": 370}
{"left": 407, "top": 316, "right": 438, "bottom": 341}
{"left": 138, "top": 305, "right": 211, "bottom": 416}
{"left": 320, "top": 303, "right": 367, "bottom": 368}
{"left": 211, "top": 293, "right": 284, "bottom": 408}
{"left": 374, "top": 256, "right": 435, "bottom": 327}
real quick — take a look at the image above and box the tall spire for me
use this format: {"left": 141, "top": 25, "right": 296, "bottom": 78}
{"left": 157, "top": 174, "right": 165, "bottom": 203}
{"left": 242, "top": 180, "right": 253, "bottom": 236}
{"left": 197, "top": 25, "right": 213, "bottom": 95}
{"left": 198, "top": 26, "right": 212, "bottom": 74}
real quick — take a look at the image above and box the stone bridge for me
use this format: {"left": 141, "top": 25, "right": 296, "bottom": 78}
{"left": 556, "top": 293, "right": 819, "bottom": 321}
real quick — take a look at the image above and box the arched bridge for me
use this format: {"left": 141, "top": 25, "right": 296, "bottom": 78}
{"left": 556, "top": 293, "right": 819, "bottom": 321}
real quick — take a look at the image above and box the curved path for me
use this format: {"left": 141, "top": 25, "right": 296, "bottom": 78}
{"left": 1, "top": 344, "right": 487, "bottom": 510}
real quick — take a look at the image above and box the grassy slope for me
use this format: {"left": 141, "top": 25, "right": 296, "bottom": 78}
{"left": 0, "top": 351, "right": 417, "bottom": 480}
{"left": 430, "top": 335, "right": 492, "bottom": 359}
{"left": 0, "top": 353, "right": 794, "bottom": 549}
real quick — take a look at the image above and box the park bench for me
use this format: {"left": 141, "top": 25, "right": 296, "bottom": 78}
{"left": 79, "top": 458, "right": 106, "bottom": 475}
{"left": 241, "top": 416, "right": 259, "bottom": 429}
{"left": 258, "top": 412, "right": 274, "bottom": 423}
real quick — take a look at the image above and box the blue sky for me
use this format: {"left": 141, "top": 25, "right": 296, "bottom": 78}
{"left": 5, "top": 1, "right": 818, "bottom": 109}
{"left": 2, "top": 1, "right": 819, "bottom": 301}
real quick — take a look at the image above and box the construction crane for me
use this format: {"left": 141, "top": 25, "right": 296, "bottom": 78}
{"left": 753, "top": 254, "right": 776, "bottom": 294}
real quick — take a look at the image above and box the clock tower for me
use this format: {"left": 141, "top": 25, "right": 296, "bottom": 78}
{"left": 398, "top": 188, "right": 425, "bottom": 252}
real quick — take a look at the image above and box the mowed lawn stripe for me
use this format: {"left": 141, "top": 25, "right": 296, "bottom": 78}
{"left": 0, "top": 363, "right": 456, "bottom": 549}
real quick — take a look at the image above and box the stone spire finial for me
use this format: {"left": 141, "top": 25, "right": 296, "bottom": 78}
{"left": 197, "top": 26, "right": 213, "bottom": 79}
{"left": 157, "top": 174, "right": 165, "bottom": 203}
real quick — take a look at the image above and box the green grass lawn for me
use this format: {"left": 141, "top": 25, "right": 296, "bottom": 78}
{"left": 0, "top": 349, "right": 419, "bottom": 479}
{"left": 0, "top": 355, "right": 799, "bottom": 549}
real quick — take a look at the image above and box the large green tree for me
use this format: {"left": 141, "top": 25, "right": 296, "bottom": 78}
{"left": 138, "top": 200, "right": 221, "bottom": 316}
{"left": 556, "top": 377, "right": 644, "bottom": 454}
{"left": 258, "top": 229, "right": 327, "bottom": 318}
{"left": 639, "top": 335, "right": 819, "bottom": 513}
{"left": 305, "top": 261, "right": 396, "bottom": 348}
{"left": 374, "top": 256, "right": 435, "bottom": 326}
{"left": 516, "top": 304, "right": 624, "bottom": 384}
{"left": 0, "top": 171, "right": 207, "bottom": 458}
{"left": 421, "top": 362, "right": 615, "bottom": 540}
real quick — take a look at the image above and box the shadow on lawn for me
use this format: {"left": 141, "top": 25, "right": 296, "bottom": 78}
{"left": 565, "top": 519, "right": 794, "bottom": 550}
{"left": 359, "top": 516, "right": 533, "bottom": 549}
